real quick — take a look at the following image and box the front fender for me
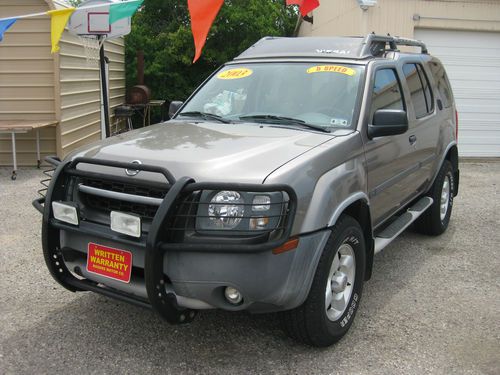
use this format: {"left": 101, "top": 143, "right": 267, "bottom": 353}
{"left": 264, "top": 132, "right": 368, "bottom": 234}
{"left": 300, "top": 160, "right": 367, "bottom": 232}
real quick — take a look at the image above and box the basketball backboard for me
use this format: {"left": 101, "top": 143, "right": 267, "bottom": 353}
{"left": 68, "top": 0, "right": 132, "bottom": 40}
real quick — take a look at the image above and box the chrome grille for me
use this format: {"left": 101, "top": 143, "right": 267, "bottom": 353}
{"left": 80, "top": 178, "right": 167, "bottom": 199}
{"left": 78, "top": 177, "right": 169, "bottom": 221}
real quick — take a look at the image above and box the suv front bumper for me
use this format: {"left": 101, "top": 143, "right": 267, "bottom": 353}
{"left": 34, "top": 157, "right": 327, "bottom": 323}
{"left": 55, "top": 221, "right": 330, "bottom": 313}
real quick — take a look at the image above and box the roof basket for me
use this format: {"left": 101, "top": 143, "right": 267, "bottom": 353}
{"left": 360, "top": 33, "right": 428, "bottom": 57}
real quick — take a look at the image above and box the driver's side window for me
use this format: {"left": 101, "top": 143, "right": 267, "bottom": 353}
{"left": 370, "top": 68, "right": 404, "bottom": 122}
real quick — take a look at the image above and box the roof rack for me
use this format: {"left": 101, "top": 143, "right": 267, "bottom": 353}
{"left": 360, "top": 33, "right": 428, "bottom": 57}
{"left": 233, "top": 34, "right": 428, "bottom": 62}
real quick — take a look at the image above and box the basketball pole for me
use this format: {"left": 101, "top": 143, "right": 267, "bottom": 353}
{"left": 98, "top": 35, "right": 111, "bottom": 138}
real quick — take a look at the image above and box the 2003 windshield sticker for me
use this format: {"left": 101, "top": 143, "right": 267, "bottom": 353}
{"left": 217, "top": 68, "right": 253, "bottom": 80}
{"left": 86, "top": 243, "right": 132, "bottom": 283}
{"left": 307, "top": 65, "right": 356, "bottom": 76}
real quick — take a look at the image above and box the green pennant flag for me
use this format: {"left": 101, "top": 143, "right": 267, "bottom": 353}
{"left": 109, "top": 0, "right": 143, "bottom": 25}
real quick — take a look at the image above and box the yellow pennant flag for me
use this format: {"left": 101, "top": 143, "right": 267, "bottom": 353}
{"left": 47, "top": 8, "right": 75, "bottom": 53}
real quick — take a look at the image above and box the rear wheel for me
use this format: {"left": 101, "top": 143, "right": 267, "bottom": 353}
{"left": 281, "top": 215, "right": 366, "bottom": 347}
{"left": 415, "top": 160, "right": 454, "bottom": 235}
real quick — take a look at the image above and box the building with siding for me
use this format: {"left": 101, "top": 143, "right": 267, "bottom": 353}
{"left": 298, "top": 0, "right": 500, "bottom": 157}
{"left": 0, "top": 0, "right": 126, "bottom": 166}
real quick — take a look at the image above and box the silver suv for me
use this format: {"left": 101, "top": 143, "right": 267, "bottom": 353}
{"left": 34, "top": 34, "right": 459, "bottom": 347}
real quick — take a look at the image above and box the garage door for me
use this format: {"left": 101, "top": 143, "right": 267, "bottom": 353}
{"left": 414, "top": 29, "right": 500, "bottom": 157}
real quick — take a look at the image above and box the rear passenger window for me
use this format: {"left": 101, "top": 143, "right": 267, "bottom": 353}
{"left": 371, "top": 68, "right": 404, "bottom": 122}
{"left": 428, "top": 61, "right": 453, "bottom": 108}
{"left": 403, "top": 63, "right": 434, "bottom": 118}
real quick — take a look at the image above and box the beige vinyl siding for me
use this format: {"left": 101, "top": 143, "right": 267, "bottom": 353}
{"left": 58, "top": 33, "right": 126, "bottom": 157}
{"left": 106, "top": 38, "right": 126, "bottom": 116}
{"left": 58, "top": 31, "right": 101, "bottom": 156}
{"left": 0, "top": 0, "right": 57, "bottom": 166}
{"left": 299, "top": 0, "right": 500, "bottom": 37}
{"left": 0, "top": 0, "right": 126, "bottom": 165}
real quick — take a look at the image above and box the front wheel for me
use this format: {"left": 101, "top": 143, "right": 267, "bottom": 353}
{"left": 281, "top": 215, "right": 366, "bottom": 347}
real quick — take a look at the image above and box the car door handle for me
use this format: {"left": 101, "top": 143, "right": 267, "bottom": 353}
{"left": 409, "top": 135, "right": 417, "bottom": 145}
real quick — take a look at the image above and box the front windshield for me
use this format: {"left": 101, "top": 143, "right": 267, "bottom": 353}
{"left": 178, "top": 63, "right": 364, "bottom": 129}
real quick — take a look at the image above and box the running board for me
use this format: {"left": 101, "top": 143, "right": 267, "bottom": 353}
{"left": 374, "top": 196, "right": 433, "bottom": 254}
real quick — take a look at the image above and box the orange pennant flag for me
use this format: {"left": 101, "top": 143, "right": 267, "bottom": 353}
{"left": 188, "top": 0, "right": 224, "bottom": 63}
{"left": 286, "top": 0, "right": 320, "bottom": 16}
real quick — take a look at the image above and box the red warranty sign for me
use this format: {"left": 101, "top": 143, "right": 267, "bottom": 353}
{"left": 86, "top": 243, "right": 132, "bottom": 283}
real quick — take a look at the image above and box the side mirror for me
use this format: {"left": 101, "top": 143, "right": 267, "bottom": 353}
{"left": 168, "top": 101, "right": 183, "bottom": 119}
{"left": 368, "top": 109, "right": 408, "bottom": 139}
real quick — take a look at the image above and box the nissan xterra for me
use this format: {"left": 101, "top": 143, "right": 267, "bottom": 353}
{"left": 34, "top": 34, "right": 459, "bottom": 347}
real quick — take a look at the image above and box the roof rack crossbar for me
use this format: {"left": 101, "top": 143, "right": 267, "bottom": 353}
{"left": 360, "top": 34, "right": 428, "bottom": 57}
{"left": 393, "top": 36, "right": 428, "bottom": 54}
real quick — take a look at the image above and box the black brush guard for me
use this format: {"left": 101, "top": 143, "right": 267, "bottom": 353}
{"left": 33, "top": 157, "right": 297, "bottom": 324}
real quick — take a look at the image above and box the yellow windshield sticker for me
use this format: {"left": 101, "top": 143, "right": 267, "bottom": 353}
{"left": 217, "top": 68, "right": 253, "bottom": 80}
{"left": 307, "top": 65, "right": 356, "bottom": 76}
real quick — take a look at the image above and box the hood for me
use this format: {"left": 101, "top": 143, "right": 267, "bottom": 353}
{"left": 70, "top": 121, "right": 337, "bottom": 184}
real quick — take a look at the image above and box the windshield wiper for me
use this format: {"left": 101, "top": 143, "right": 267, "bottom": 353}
{"left": 239, "top": 114, "right": 330, "bottom": 133}
{"left": 178, "top": 111, "right": 232, "bottom": 124}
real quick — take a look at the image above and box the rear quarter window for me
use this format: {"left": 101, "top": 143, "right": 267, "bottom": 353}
{"left": 403, "top": 63, "right": 434, "bottom": 118}
{"left": 428, "top": 61, "right": 453, "bottom": 108}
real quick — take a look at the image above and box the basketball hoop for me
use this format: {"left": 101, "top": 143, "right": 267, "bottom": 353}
{"left": 79, "top": 35, "right": 105, "bottom": 66}
{"left": 67, "top": 0, "right": 135, "bottom": 138}
{"left": 68, "top": 0, "right": 132, "bottom": 66}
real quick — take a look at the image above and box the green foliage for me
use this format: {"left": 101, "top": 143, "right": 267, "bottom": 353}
{"left": 125, "top": 0, "right": 297, "bottom": 102}
{"left": 66, "top": 0, "right": 83, "bottom": 6}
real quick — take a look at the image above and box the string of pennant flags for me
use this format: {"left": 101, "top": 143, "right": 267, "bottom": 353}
{"left": 0, "top": 0, "right": 320, "bottom": 62}
{"left": 188, "top": 0, "right": 320, "bottom": 62}
{"left": 0, "top": 0, "right": 143, "bottom": 53}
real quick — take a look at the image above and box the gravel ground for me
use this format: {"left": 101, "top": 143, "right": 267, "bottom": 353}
{"left": 0, "top": 162, "right": 499, "bottom": 375}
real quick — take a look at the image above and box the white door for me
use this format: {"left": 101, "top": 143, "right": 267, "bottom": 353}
{"left": 414, "top": 29, "right": 500, "bottom": 157}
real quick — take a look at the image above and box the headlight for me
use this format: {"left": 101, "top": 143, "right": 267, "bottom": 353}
{"left": 208, "top": 191, "right": 245, "bottom": 229}
{"left": 196, "top": 190, "right": 285, "bottom": 234}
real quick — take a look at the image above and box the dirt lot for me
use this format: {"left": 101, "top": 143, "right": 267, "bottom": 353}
{"left": 0, "top": 162, "right": 499, "bottom": 375}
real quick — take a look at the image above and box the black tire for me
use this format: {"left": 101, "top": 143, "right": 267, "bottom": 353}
{"left": 415, "top": 160, "right": 454, "bottom": 236}
{"left": 281, "top": 214, "right": 366, "bottom": 347}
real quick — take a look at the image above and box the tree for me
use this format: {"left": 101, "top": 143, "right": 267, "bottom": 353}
{"left": 125, "top": 0, "right": 297, "bottom": 102}
{"left": 66, "top": 0, "right": 83, "bottom": 6}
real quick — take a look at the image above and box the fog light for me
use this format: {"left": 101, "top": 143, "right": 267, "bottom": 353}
{"left": 52, "top": 201, "right": 79, "bottom": 225}
{"left": 224, "top": 286, "right": 243, "bottom": 305}
{"left": 110, "top": 211, "right": 141, "bottom": 238}
{"left": 249, "top": 216, "right": 269, "bottom": 230}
